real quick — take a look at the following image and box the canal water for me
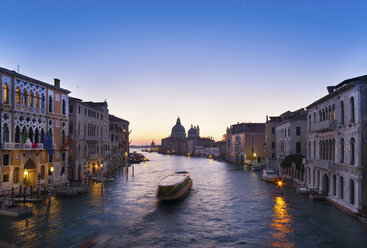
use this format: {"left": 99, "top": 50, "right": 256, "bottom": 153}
{"left": 1, "top": 151, "right": 367, "bottom": 248}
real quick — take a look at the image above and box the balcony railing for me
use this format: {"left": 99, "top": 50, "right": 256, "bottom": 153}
{"left": 2, "top": 142, "right": 44, "bottom": 150}
{"left": 312, "top": 120, "right": 337, "bottom": 133}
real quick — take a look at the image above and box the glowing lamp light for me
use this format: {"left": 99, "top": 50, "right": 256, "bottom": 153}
{"left": 254, "top": 153, "right": 257, "bottom": 157}
{"left": 123, "top": 129, "right": 126, "bottom": 132}
{"left": 50, "top": 166, "right": 54, "bottom": 172}
{"left": 209, "top": 155, "right": 212, "bottom": 159}
{"left": 95, "top": 164, "right": 98, "bottom": 168}
{"left": 278, "top": 181, "right": 283, "bottom": 187}
{"left": 101, "top": 163, "right": 104, "bottom": 168}
{"left": 24, "top": 170, "right": 28, "bottom": 176}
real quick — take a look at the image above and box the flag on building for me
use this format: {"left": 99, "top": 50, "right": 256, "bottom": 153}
{"left": 43, "top": 132, "right": 54, "bottom": 156}
{"left": 61, "top": 134, "right": 70, "bottom": 152}
{"left": 22, "top": 129, "right": 29, "bottom": 144}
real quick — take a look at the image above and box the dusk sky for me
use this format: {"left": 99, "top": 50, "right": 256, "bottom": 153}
{"left": 1, "top": 0, "right": 367, "bottom": 145}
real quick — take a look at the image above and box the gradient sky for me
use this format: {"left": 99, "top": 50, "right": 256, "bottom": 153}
{"left": 1, "top": 0, "right": 367, "bottom": 145}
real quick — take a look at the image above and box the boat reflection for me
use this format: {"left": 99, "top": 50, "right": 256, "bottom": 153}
{"left": 270, "top": 196, "right": 294, "bottom": 248}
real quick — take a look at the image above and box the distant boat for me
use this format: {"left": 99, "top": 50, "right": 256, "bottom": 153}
{"left": 157, "top": 171, "right": 193, "bottom": 201}
{"left": 252, "top": 163, "right": 261, "bottom": 171}
{"left": 262, "top": 170, "right": 278, "bottom": 183}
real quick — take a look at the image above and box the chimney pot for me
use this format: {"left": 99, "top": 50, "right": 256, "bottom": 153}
{"left": 54, "top": 78, "right": 60, "bottom": 87}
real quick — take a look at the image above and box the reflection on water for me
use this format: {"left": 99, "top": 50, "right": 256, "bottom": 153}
{"left": 1, "top": 152, "right": 367, "bottom": 247}
{"left": 270, "top": 196, "right": 294, "bottom": 248}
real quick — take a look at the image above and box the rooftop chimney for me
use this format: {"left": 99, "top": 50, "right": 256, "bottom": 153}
{"left": 54, "top": 78, "right": 60, "bottom": 87}
{"left": 327, "top": 86, "right": 335, "bottom": 94}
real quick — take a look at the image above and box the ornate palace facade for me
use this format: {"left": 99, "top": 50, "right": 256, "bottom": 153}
{"left": 0, "top": 67, "right": 70, "bottom": 191}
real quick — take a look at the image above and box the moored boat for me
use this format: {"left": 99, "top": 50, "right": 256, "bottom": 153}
{"left": 262, "top": 170, "right": 278, "bottom": 183}
{"left": 252, "top": 163, "right": 261, "bottom": 171}
{"left": 157, "top": 171, "right": 192, "bottom": 201}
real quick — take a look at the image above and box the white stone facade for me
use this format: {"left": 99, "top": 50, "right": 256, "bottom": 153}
{"left": 304, "top": 79, "right": 367, "bottom": 214}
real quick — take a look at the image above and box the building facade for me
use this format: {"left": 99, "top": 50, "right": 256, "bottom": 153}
{"left": 304, "top": 76, "right": 367, "bottom": 214}
{"left": 68, "top": 97, "right": 109, "bottom": 181}
{"left": 0, "top": 67, "right": 70, "bottom": 191}
{"left": 108, "top": 114, "right": 129, "bottom": 174}
{"left": 225, "top": 123, "right": 266, "bottom": 164}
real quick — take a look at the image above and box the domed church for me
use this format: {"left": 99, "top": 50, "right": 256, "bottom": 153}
{"left": 171, "top": 117, "right": 186, "bottom": 140}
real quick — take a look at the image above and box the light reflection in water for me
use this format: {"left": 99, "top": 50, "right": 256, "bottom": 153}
{"left": 270, "top": 196, "right": 295, "bottom": 248}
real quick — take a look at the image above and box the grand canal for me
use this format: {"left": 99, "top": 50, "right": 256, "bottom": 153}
{"left": 1, "top": 151, "right": 367, "bottom": 247}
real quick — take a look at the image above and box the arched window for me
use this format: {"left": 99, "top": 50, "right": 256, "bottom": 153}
{"left": 322, "top": 109, "right": 325, "bottom": 121}
{"left": 41, "top": 129, "right": 45, "bottom": 143}
{"left": 41, "top": 94, "right": 45, "bottom": 109}
{"left": 308, "top": 141, "right": 311, "bottom": 158}
{"left": 35, "top": 128, "right": 40, "bottom": 143}
{"left": 62, "top": 99, "right": 66, "bottom": 115}
{"left": 340, "top": 176, "right": 344, "bottom": 199}
{"left": 340, "top": 100, "right": 344, "bottom": 123}
{"left": 313, "top": 112, "right": 316, "bottom": 124}
{"left": 340, "top": 138, "right": 344, "bottom": 163}
{"left": 3, "top": 83, "right": 9, "bottom": 104}
{"left": 332, "top": 104, "right": 335, "bottom": 120}
{"left": 49, "top": 128, "right": 53, "bottom": 143}
{"left": 29, "top": 127, "right": 34, "bottom": 143}
{"left": 3, "top": 124, "right": 9, "bottom": 143}
{"left": 15, "top": 126, "right": 21, "bottom": 143}
{"left": 35, "top": 92, "right": 39, "bottom": 108}
{"left": 313, "top": 140, "right": 316, "bottom": 159}
{"left": 350, "top": 179, "right": 355, "bottom": 204}
{"left": 350, "top": 97, "right": 355, "bottom": 122}
{"left": 22, "top": 89, "right": 27, "bottom": 105}
{"left": 333, "top": 174, "right": 336, "bottom": 196}
{"left": 29, "top": 90, "right": 34, "bottom": 107}
{"left": 62, "top": 130, "right": 66, "bottom": 145}
{"left": 48, "top": 96, "right": 53, "bottom": 113}
{"left": 319, "top": 110, "right": 322, "bottom": 123}
{"left": 350, "top": 137, "right": 355, "bottom": 165}
{"left": 16, "top": 88, "right": 21, "bottom": 104}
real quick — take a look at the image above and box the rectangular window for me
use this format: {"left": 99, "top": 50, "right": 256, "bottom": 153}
{"left": 271, "top": 142, "right": 275, "bottom": 149}
{"left": 3, "top": 154, "right": 9, "bottom": 166}
{"left": 69, "top": 105, "right": 73, "bottom": 113}
{"left": 296, "top": 127, "right": 301, "bottom": 136}
{"left": 251, "top": 146, "right": 254, "bottom": 153}
{"left": 271, "top": 127, "right": 275, "bottom": 134}
{"left": 49, "top": 154, "right": 53, "bottom": 162}
{"left": 272, "top": 153, "right": 275, "bottom": 159}
{"left": 41, "top": 165, "right": 45, "bottom": 179}
{"left": 2, "top": 173, "right": 9, "bottom": 182}
{"left": 62, "top": 153, "right": 66, "bottom": 162}
{"left": 78, "top": 106, "right": 81, "bottom": 113}
{"left": 296, "top": 142, "right": 301, "bottom": 153}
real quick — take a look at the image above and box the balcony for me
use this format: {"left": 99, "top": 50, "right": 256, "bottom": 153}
{"left": 2, "top": 142, "right": 44, "bottom": 150}
{"left": 312, "top": 120, "right": 337, "bottom": 133}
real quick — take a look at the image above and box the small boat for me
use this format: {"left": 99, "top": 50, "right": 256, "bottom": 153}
{"left": 157, "top": 171, "right": 193, "bottom": 201}
{"left": 252, "top": 163, "right": 261, "bottom": 171}
{"left": 297, "top": 186, "right": 308, "bottom": 195}
{"left": 262, "top": 170, "right": 278, "bottom": 183}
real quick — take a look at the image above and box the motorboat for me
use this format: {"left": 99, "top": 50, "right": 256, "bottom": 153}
{"left": 262, "top": 170, "right": 278, "bottom": 183}
{"left": 157, "top": 171, "right": 192, "bottom": 201}
{"left": 252, "top": 163, "right": 261, "bottom": 171}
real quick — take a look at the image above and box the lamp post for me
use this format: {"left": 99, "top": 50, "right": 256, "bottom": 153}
{"left": 24, "top": 170, "right": 28, "bottom": 187}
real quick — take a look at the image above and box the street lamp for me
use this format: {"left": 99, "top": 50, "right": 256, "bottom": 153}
{"left": 50, "top": 166, "right": 54, "bottom": 172}
{"left": 24, "top": 170, "right": 28, "bottom": 186}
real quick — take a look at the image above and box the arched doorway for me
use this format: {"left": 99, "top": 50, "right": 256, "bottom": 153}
{"left": 323, "top": 174, "right": 329, "bottom": 194}
{"left": 24, "top": 159, "right": 36, "bottom": 187}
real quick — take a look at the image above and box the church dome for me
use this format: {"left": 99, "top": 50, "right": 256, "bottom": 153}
{"left": 171, "top": 117, "right": 186, "bottom": 140}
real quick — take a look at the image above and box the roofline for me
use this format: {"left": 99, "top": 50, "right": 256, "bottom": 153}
{"left": 306, "top": 82, "right": 356, "bottom": 109}
{"left": 0, "top": 66, "right": 71, "bottom": 94}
